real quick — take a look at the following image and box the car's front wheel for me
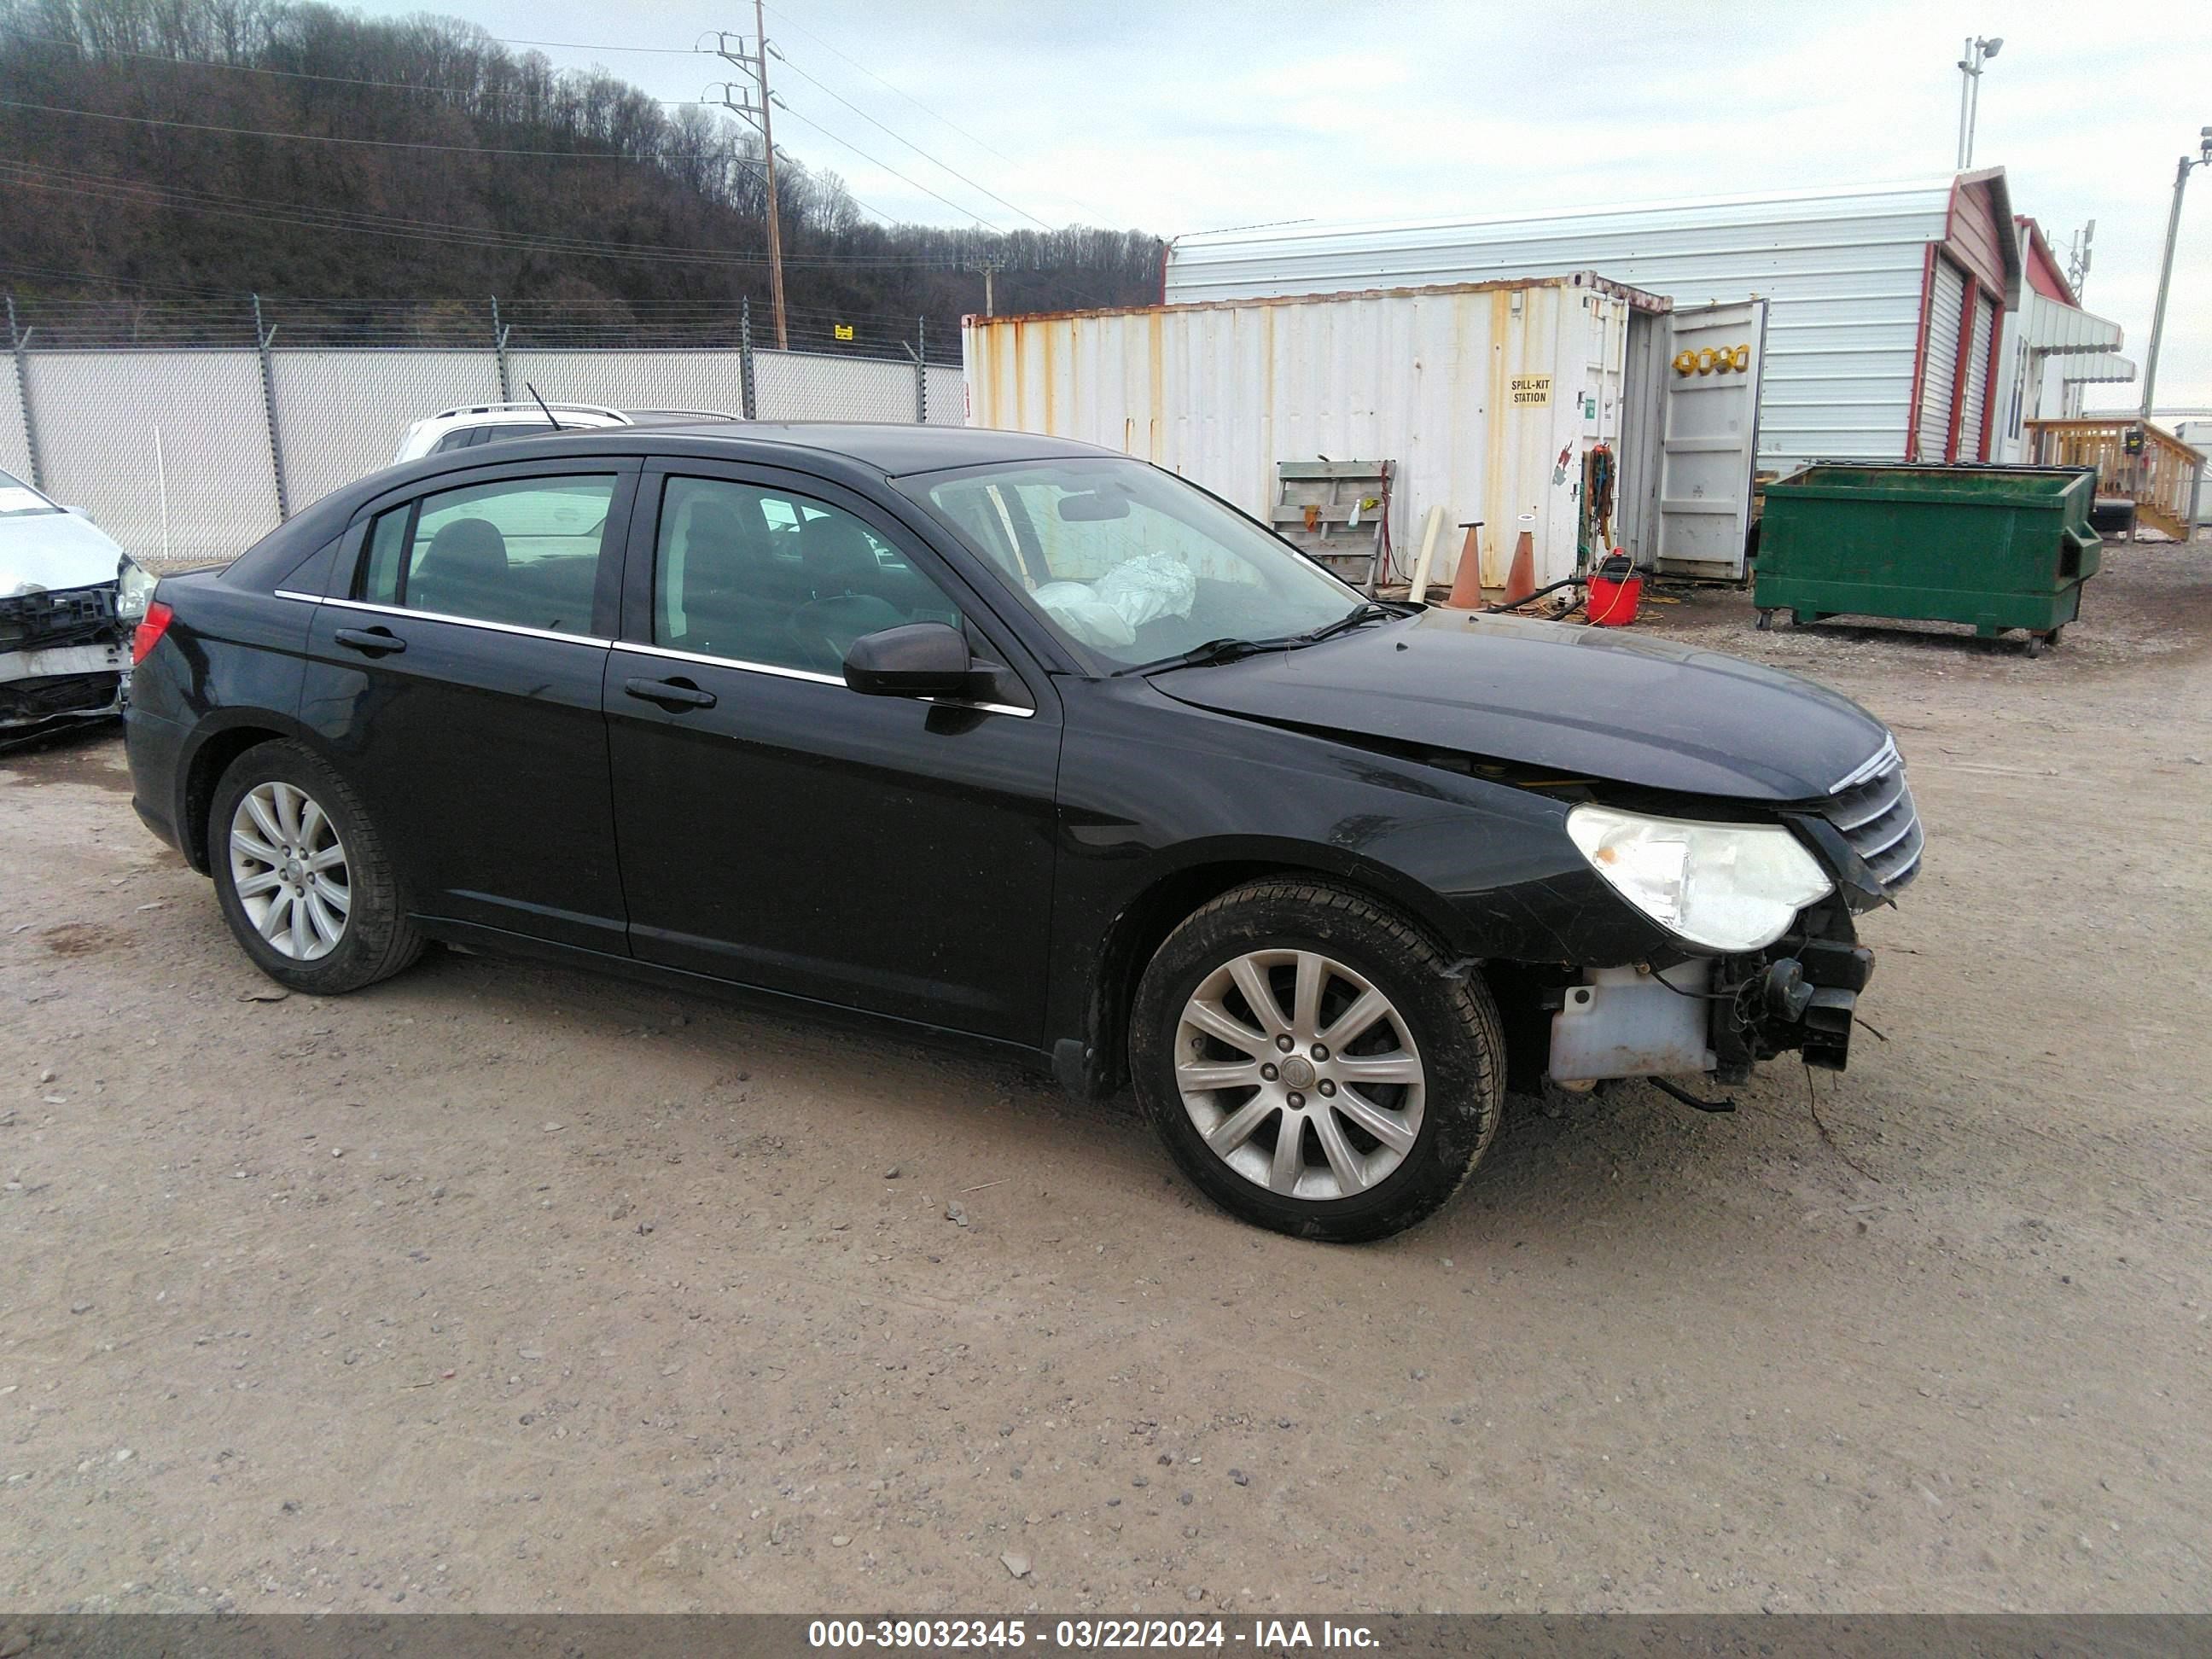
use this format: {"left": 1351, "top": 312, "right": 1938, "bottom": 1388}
{"left": 208, "top": 740, "right": 422, "bottom": 994}
{"left": 1130, "top": 879, "right": 1505, "bottom": 1242}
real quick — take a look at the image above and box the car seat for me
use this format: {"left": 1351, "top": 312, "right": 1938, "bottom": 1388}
{"left": 788, "top": 512, "right": 903, "bottom": 672}
{"left": 678, "top": 498, "right": 799, "bottom": 660}
{"left": 410, "top": 518, "right": 511, "bottom": 623}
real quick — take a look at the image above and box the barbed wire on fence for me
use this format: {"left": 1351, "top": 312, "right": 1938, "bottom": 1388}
{"left": 2, "top": 289, "right": 968, "bottom": 568}
{"left": 0, "top": 290, "right": 965, "bottom": 362}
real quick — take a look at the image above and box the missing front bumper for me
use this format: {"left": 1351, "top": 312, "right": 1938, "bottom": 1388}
{"left": 0, "top": 655, "right": 129, "bottom": 734}
{"left": 1545, "top": 916, "right": 1874, "bottom": 1086}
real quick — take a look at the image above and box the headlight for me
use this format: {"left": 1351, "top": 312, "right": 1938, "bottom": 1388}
{"left": 116, "top": 556, "right": 157, "bottom": 622}
{"left": 1566, "top": 805, "right": 1835, "bottom": 952}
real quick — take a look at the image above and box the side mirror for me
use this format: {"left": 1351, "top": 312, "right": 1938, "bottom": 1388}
{"left": 843, "top": 621, "right": 973, "bottom": 697}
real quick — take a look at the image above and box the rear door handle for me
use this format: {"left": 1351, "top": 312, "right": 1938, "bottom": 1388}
{"left": 334, "top": 626, "right": 405, "bottom": 656}
{"left": 624, "top": 676, "right": 717, "bottom": 711}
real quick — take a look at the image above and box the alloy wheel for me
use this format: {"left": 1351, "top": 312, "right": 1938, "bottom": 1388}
{"left": 1174, "top": 949, "right": 1425, "bottom": 1200}
{"left": 228, "top": 780, "right": 352, "bottom": 961}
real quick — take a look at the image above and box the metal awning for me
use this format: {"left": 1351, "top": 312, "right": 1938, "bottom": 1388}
{"left": 2023, "top": 291, "right": 2126, "bottom": 357}
{"left": 2061, "top": 352, "right": 2138, "bottom": 385}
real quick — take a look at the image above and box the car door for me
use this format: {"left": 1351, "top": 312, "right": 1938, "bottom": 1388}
{"left": 296, "top": 458, "right": 637, "bottom": 953}
{"left": 603, "top": 461, "right": 1062, "bottom": 1044}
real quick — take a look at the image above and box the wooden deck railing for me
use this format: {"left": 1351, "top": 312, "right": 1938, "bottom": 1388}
{"left": 2024, "top": 418, "right": 2204, "bottom": 539}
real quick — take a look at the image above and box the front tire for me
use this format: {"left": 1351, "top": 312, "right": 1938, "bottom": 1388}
{"left": 1130, "top": 879, "right": 1505, "bottom": 1243}
{"left": 208, "top": 740, "right": 422, "bottom": 995}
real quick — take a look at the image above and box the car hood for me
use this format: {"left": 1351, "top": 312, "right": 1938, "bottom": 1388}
{"left": 1150, "top": 608, "right": 1891, "bottom": 803}
{"left": 0, "top": 509, "right": 127, "bottom": 597}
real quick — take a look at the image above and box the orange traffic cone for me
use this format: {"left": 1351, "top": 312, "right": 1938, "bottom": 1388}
{"left": 1444, "top": 521, "right": 1485, "bottom": 608}
{"left": 1499, "top": 528, "right": 1537, "bottom": 607}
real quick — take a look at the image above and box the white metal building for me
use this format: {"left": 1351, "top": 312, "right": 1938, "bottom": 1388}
{"left": 1166, "top": 174, "right": 2037, "bottom": 473}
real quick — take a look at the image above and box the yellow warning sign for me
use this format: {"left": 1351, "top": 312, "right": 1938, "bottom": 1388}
{"left": 1510, "top": 374, "right": 1551, "bottom": 406}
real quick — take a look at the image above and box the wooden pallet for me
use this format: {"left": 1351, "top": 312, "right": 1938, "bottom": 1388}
{"left": 1270, "top": 460, "right": 1392, "bottom": 592}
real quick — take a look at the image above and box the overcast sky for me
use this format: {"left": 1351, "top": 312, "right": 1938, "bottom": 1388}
{"left": 365, "top": 0, "right": 2212, "bottom": 405}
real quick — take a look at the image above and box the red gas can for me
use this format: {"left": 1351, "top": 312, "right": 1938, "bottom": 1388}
{"left": 1586, "top": 550, "right": 1642, "bottom": 627}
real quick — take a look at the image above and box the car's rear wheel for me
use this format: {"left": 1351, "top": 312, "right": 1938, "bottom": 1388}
{"left": 208, "top": 740, "right": 422, "bottom": 994}
{"left": 1130, "top": 878, "right": 1505, "bottom": 1243}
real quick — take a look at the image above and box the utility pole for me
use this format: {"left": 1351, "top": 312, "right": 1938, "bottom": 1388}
{"left": 2139, "top": 126, "right": 2212, "bottom": 423}
{"left": 2066, "top": 219, "right": 2095, "bottom": 299}
{"left": 1954, "top": 35, "right": 2001, "bottom": 171}
{"left": 706, "top": 19, "right": 788, "bottom": 349}
{"left": 963, "top": 256, "right": 1006, "bottom": 317}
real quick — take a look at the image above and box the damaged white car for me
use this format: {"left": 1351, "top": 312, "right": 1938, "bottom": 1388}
{"left": 1, "top": 467, "right": 154, "bottom": 741}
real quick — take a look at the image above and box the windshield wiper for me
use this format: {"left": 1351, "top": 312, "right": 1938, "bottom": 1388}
{"left": 1117, "top": 636, "right": 1299, "bottom": 676}
{"left": 1299, "top": 601, "right": 1403, "bottom": 644}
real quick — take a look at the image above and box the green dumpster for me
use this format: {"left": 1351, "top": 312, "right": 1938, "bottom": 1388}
{"left": 1752, "top": 463, "right": 2102, "bottom": 656}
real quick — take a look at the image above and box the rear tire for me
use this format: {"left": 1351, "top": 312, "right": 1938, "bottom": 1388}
{"left": 208, "top": 739, "right": 422, "bottom": 995}
{"left": 1130, "top": 878, "right": 1505, "bottom": 1243}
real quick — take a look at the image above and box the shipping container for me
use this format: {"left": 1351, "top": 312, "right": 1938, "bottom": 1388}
{"left": 1164, "top": 173, "right": 2024, "bottom": 474}
{"left": 962, "top": 276, "right": 1770, "bottom": 587}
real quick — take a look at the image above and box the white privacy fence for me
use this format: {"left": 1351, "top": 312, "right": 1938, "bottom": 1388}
{"left": 5, "top": 335, "right": 965, "bottom": 568}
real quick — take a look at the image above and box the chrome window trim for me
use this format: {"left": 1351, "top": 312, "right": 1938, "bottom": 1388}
{"left": 284, "top": 591, "right": 611, "bottom": 649}
{"left": 276, "top": 591, "right": 1034, "bottom": 717}
{"left": 917, "top": 697, "right": 1037, "bottom": 719}
{"left": 620, "top": 639, "right": 1035, "bottom": 718}
{"left": 622, "top": 639, "right": 842, "bottom": 688}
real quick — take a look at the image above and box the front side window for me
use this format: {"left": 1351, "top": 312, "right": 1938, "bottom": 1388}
{"left": 654, "top": 476, "right": 962, "bottom": 676}
{"left": 358, "top": 474, "right": 615, "bottom": 635}
{"left": 904, "top": 459, "right": 1358, "bottom": 669}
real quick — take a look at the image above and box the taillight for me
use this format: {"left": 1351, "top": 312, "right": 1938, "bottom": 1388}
{"left": 131, "top": 600, "right": 173, "bottom": 666}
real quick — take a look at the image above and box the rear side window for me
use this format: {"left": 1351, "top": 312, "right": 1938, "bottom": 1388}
{"left": 357, "top": 474, "right": 615, "bottom": 636}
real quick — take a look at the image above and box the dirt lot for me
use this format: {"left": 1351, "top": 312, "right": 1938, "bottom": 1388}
{"left": 3, "top": 540, "right": 2209, "bottom": 1615}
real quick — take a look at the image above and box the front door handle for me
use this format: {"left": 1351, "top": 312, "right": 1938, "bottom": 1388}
{"left": 334, "top": 626, "right": 405, "bottom": 656}
{"left": 625, "top": 675, "right": 718, "bottom": 711}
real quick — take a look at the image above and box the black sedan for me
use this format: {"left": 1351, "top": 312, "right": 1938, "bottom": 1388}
{"left": 125, "top": 422, "right": 1920, "bottom": 1241}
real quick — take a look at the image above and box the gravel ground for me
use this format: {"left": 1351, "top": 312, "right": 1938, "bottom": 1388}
{"left": 2, "top": 538, "right": 2209, "bottom": 1615}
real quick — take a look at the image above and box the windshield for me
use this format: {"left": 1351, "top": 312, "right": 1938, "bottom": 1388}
{"left": 904, "top": 458, "right": 1363, "bottom": 669}
{"left": 0, "top": 467, "right": 59, "bottom": 518}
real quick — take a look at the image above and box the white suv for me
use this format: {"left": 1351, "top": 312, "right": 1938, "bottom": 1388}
{"left": 392, "top": 403, "right": 735, "bottom": 463}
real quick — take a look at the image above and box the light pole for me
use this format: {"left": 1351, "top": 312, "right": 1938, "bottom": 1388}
{"left": 1955, "top": 35, "right": 2002, "bottom": 171}
{"left": 2139, "top": 126, "right": 2212, "bottom": 423}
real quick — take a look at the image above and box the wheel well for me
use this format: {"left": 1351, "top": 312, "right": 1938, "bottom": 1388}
{"left": 1084, "top": 863, "right": 1562, "bottom": 1100}
{"left": 1085, "top": 860, "right": 1472, "bottom": 1097}
{"left": 1080, "top": 863, "right": 1278, "bottom": 1096}
{"left": 180, "top": 726, "right": 285, "bottom": 874}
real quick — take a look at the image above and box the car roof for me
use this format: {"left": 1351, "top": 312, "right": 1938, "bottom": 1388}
{"left": 611, "top": 421, "right": 1124, "bottom": 477}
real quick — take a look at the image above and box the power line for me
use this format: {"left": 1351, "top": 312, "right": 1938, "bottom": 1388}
{"left": 759, "top": 0, "right": 1121, "bottom": 224}
{"left": 754, "top": 5, "right": 1019, "bottom": 178}
{"left": 0, "top": 38, "right": 915, "bottom": 226}
{"left": 0, "top": 28, "right": 853, "bottom": 138}
{"left": 0, "top": 259, "right": 245, "bottom": 297}
{"left": 488, "top": 37, "right": 700, "bottom": 55}
{"left": 0, "top": 96, "right": 654, "bottom": 160}
{"left": 763, "top": 98, "right": 1002, "bottom": 232}
{"left": 0, "top": 159, "right": 954, "bottom": 269}
{"left": 0, "top": 30, "right": 482, "bottom": 97}
{"left": 768, "top": 46, "right": 1054, "bottom": 230}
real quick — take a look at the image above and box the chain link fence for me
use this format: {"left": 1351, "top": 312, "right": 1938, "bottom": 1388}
{"left": 4, "top": 294, "right": 966, "bottom": 568}
{"left": 1, "top": 350, "right": 33, "bottom": 484}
